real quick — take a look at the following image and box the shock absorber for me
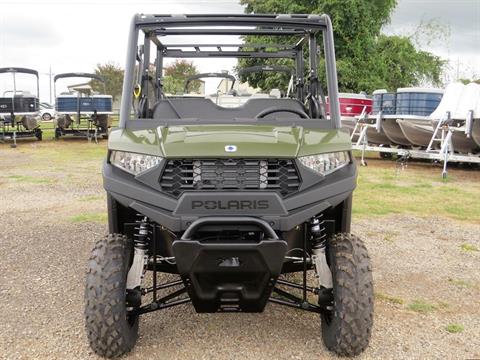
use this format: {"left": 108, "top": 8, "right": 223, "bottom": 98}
{"left": 126, "top": 216, "right": 150, "bottom": 293}
{"left": 310, "top": 214, "right": 333, "bottom": 289}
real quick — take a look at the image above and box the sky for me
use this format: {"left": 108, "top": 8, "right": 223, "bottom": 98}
{"left": 0, "top": 0, "right": 478, "bottom": 102}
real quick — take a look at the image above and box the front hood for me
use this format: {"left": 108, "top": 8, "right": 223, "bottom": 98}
{"left": 108, "top": 124, "right": 351, "bottom": 158}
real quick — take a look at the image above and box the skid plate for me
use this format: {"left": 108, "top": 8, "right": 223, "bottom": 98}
{"left": 172, "top": 240, "right": 287, "bottom": 312}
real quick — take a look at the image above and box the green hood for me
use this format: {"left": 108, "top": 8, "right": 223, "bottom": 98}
{"left": 108, "top": 124, "right": 351, "bottom": 158}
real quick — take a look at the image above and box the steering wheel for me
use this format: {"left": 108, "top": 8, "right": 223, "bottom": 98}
{"left": 255, "top": 107, "right": 310, "bottom": 119}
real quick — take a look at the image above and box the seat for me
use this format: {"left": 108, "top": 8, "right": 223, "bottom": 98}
{"left": 152, "top": 97, "right": 306, "bottom": 120}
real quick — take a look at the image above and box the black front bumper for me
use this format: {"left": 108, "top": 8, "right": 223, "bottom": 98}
{"left": 103, "top": 159, "right": 356, "bottom": 232}
{"left": 173, "top": 217, "right": 287, "bottom": 312}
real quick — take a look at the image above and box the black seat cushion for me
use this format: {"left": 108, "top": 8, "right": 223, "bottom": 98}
{"left": 152, "top": 97, "right": 306, "bottom": 119}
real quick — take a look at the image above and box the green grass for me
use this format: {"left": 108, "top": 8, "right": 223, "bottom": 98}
{"left": 68, "top": 212, "right": 107, "bottom": 223}
{"left": 375, "top": 292, "right": 405, "bottom": 305}
{"left": 353, "top": 162, "right": 480, "bottom": 223}
{"left": 382, "top": 231, "right": 397, "bottom": 242}
{"left": 448, "top": 278, "right": 475, "bottom": 288}
{"left": 7, "top": 175, "right": 52, "bottom": 184}
{"left": 460, "top": 243, "right": 479, "bottom": 252}
{"left": 80, "top": 195, "right": 105, "bottom": 202}
{"left": 445, "top": 323, "right": 464, "bottom": 333}
{"left": 408, "top": 299, "right": 437, "bottom": 313}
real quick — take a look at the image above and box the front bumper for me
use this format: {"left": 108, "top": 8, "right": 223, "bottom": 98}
{"left": 173, "top": 217, "right": 287, "bottom": 312}
{"left": 103, "top": 159, "right": 356, "bottom": 232}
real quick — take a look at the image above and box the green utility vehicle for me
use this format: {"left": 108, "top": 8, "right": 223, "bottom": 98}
{"left": 85, "top": 14, "right": 373, "bottom": 358}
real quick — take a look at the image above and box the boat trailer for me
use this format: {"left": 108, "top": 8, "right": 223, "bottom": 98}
{"left": 351, "top": 111, "right": 480, "bottom": 178}
{"left": 53, "top": 73, "right": 112, "bottom": 143}
{"left": 0, "top": 67, "right": 42, "bottom": 148}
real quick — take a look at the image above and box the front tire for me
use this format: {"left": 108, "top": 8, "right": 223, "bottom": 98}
{"left": 321, "top": 233, "right": 374, "bottom": 356}
{"left": 84, "top": 234, "right": 139, "bottom": 358}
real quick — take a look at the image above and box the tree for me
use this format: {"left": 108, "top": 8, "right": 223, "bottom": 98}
{"left": 90, "top": 62, "right": 124, "bottom": 101}
{"left": 239, "top": 0, "right": 445, "bottom": 93}
{"left": 459, "top": 79, "right": 480, "bottom": 85}
{"left": 372, "top": 35, "right": 444, "bottom": 90}
{"left": 163, "top": 60, "right": 201, "bottom": 94}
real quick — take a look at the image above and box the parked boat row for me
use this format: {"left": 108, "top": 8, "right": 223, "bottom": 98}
{"left": 342, "top": 83, "right": 480, "bottom": 155}
{"left": 0, "top": 67, "right": 113, "bottom": 147}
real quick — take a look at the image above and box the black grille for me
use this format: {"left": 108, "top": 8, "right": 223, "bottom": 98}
{"left": 160, "top": 159, "right": 300, "bottom": 198}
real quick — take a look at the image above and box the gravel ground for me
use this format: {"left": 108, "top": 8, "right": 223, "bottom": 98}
{"left": 1, "top": 142, "right": 479, "bottom": 359}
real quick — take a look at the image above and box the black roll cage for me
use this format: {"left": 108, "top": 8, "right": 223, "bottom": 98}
{"left": 238, "top": 65, "right": 294, "bottom": 78}
{"left": 120, "top": 14, "right": 341, "bottom": 129}
{"left": 183, "top": 72, "right": 236, "bottom": 94}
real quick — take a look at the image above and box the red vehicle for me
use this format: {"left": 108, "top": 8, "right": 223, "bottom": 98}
{"left": 326, "top": 93, "right": 372, "bottom": 138}
{"left": 326, "top": 93, "right": 372, "bottom": 117}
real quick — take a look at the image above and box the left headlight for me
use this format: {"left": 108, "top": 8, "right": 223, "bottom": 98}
{"left": 298, "top": 151, "right": 350, "bottom": 176}
{"left": 110, "top": 150, "right": 163, "bottom": 175}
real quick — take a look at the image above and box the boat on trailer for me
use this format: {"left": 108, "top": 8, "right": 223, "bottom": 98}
{"left": 397, "top": 82, "right": 480, "bottom": 154}
{"left": 396, "top": 119, "right": 437, "bottom": 148}
{"left": 471, "top": 89, "right": 480, "bottom": 147}
{"left": 431, "top": 82, "right": 480, "bottom": 154}
{"left": 472, "top": 118, "right": 480, "bottom": 148}
{"left": 382, "top": 87, "right": 443, "bottom": 147}
{"left": 360, "top": 89, "right": 395, "bottom": 145}
{"left": 396, "top": 83, "right": 461, "bottom": 149}
{"left": 0, "top": 67, "right": 42, "bottom": 147}
{"left": 54, "top": 73, "right": 112, "bottom": 142}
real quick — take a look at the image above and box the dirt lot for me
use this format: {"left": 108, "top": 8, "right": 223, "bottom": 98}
{"left": 1, "top": 140, "right": 479, "bottom": 359}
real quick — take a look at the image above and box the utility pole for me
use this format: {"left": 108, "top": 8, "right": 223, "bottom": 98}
{"left": 49, "top": 66, "right": 53, "bottom": 104}
{"left": 456, "top": 57, "right": 460, "bottom": 81}
{"left": 41, "top": 66, "right": 54, "bottom": 104}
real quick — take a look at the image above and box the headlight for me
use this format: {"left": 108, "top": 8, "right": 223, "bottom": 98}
{"left": 299, "top": 151, "right": 350, "bottom": 175}
{"left": 110, "top": 150, "right": 162, "bottom": 175}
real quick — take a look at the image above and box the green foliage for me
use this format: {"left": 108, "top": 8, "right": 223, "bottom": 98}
{"left": 7, "top": 175, "right": 52, "bottom": 184}
{"left": 448, "top": 278, "right": 474, "bottom": 288}
{"left": 163, "top": 60, "right": 200, "bottom": 95}
{"left": 236, "top": 55, "right": 295, "bottom": 92}
{"left": 69, "top": 212, "right": 107, "bottom": 223}
{"left": 375, "top": 292, "right": 405, "bottom": 305}
{"left": 90, "top": 62, "right": 124, "bottom": 101}
{"left": 408, "top": 299, "right": 436, "bottom": 313}
{"left": 460, "top": 244, "right": 479, "bottom": 252}
{"left": 445, "top": 323, "right": 464, "bottom": 333}
{"left": 239, "top": 0, "right": 445, "bottom": 93}
{"left": 459, "top": 78, "right": 480, "bottom": 85}
{"left": 371, "top": 35, "right": 444, "bottom": 91}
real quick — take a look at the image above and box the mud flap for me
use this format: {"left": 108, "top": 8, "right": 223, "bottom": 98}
{"left": 172, "top": 240, "right": 287, "bottom": 312}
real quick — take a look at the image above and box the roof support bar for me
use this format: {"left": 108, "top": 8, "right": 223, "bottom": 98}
{"left": 120, "top": 16, "right": 139, "bottom": 128}
{"left": 160, "top": 44, "right": 297, "bottom": 50}
{"left": 295, "top": 49, "right": 305, "bottom": 103}
{"left": 162, "top": 50, "right": 297, "bottom": 59}
{"left": 141, "top": 32, "right": 151, "bottom": 113}
{"left": 154, "top": 29, "right": 305, "bottom": 36}
{"left": 322, "top": 16, "right": 341, "bottom": 129}
{"left": 155, "top": 46, "right": 163, "bottom": 100}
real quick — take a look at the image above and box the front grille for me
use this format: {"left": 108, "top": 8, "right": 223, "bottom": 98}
{"left": 160, "top": 159, "right": 300, "bottom": 198}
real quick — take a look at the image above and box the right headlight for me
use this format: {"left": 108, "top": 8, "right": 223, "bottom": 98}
{"left": 298, "top": 151, "right": 350, "bottom": 176}
{"left": 109, "top": 150, "right": 163, "bottom": 175}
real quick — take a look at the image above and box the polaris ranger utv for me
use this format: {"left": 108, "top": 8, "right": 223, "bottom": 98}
{"left": 85, "top": 14, "right": 373, "bottom": 358}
